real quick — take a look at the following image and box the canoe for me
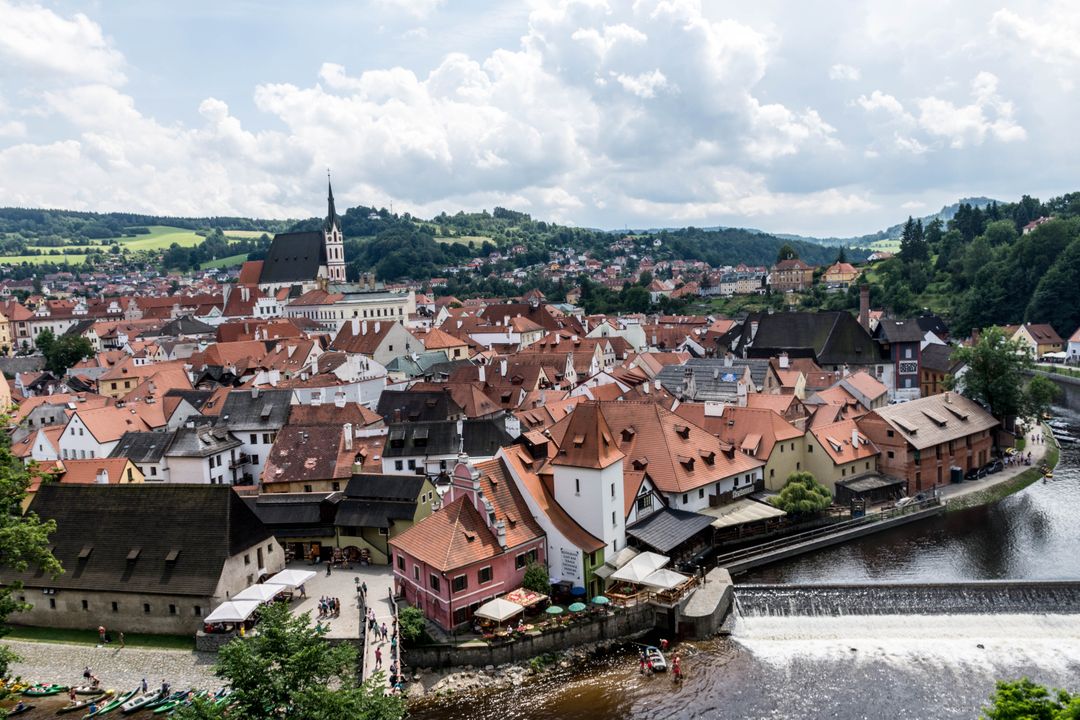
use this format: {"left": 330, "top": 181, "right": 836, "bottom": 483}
{"left": 24, "top": 683, "right": 68, "bottom": 696}
{"left": 85, "top": 688, "right": 137, "bottom": 717}
{"left": 152, "top": 691, "right": 204, "bottom": 715}
{"left": 73, "top": 686, "right": 105, "bottom": 696}
{"left": 644, "top": 645, "right": 667, "bottom": 672}
{"left": 211, "top": 689, "right": 232, "bottom": 707}
{"left": 143, "top": 690, "right": 187, "bottom": 711}
{"left": 58, "top": 692, "right": 113, "bottom": 715}
{"left": 121, "top": 690, "right": 164, "bottom": 714}
{"left": 7, "top": 706, "right": 35, "bottom": 717}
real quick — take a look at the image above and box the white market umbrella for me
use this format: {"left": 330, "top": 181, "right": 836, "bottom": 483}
{"left": 474, "top": 597, "right": 525, "bottom": 623}
{"left": 639, "top": 568, "right": 690, "bottom": 591}
{"left": 205, "top": 600, "right": 261, "bottom": 623}
{"left": 265, "top": 569, "right": 316, "bottom": 590}
{"left": 609, "top": 551, "right": 670, "bottom": 584}
{"left": 233, "top": 584, "right": 283, "bottom": 603}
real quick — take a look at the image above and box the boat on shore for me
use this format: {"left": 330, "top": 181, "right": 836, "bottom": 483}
{"left": 22, "top": 683, "right": 67, "bottom": 696}
{"left": 7, "top": 704, "right": 34, "bottom": 717}
{"left": 644, "top": 646, "right": 667, "bottom": 672}
{"left": 57, "top": 692, "right": 113, "bottom": 715}
{"left": 120, "top": 689, "right": 165, "bottom": 714}
{"left": 85, "top": 687, "right": 137, "bottom": 717}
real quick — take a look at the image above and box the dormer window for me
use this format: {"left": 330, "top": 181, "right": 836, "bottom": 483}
{"left": 674, "top": 424, "right": 690, "bottom": 439}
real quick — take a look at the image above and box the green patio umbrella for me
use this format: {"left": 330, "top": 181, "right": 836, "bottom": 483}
{"left": 545, "top": 605, "right": 565, "bottom": 615}
{"left": 591, "top": 596, "right": 610, "bottom": 605}
{"left": 568, "top": 602, "right": 587, "bottom": 612}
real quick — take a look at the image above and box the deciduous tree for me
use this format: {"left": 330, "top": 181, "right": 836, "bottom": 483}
{"left": 769, "top": 471, "right": 832, "bottom": 515}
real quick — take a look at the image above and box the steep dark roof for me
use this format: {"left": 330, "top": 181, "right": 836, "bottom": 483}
{"left": 916, "top": 313, "right": 949, "bottom": 339}
{"left": 875, "top": 319, "right": 925, "bottom": 344}
{"left": 259, "top": 231, "right": 327, "bottom": 284}
{"left": 625, "top": 506, "right": 714, "bottom": 553}
{"left": 244, "top": 492, "right": 339, "bottom": 537}
{"left": 376, "top": 389, "right": 463, "bottom": 423}
{"left": 166, "top": 425, "right": 242, "bottom": 457}
{"left": 164, "top": 389, "right": 215, "bottom": 411}
{"left": 920, "top": 343, "right": 959, "bottom": 373}
{"left": 381, "top": 418, "right": 512, "bottom": 459}
{"left": 218, "top": 389, "right": 292, "bottom": 430}
{"left": 748, "top": 312, "right": 881, "bottom": 366}
{"left": 9, "top": 484, "right": 273, "bottom": 596}
{"left": 335, "top": 500, "right": 416, "bottom": 529}
{"left": 155, "top": 314, "right": 216, "bottom": 337}
{"left": 345, "top": 473, "right": 427, "bottom": 501}
{"left": 109, "top": 430, "right": 176, "bottom": 463}
{"left": 463, "top": 418, "right": 514, "bottom": 457}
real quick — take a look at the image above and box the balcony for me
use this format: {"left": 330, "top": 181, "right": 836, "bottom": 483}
{"left": 229, "top": 453, "right": 252, "bottom": 469}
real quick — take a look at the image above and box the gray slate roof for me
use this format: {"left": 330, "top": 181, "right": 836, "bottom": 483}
{"left": 259, "top": 231, "right": 327, "bottom": 284}
{"left": 747, "top": 311, "right": 882, "bottom": 366}
{"left": 875, "top": 319, "right": 925, "bottom": 344}
{"left": 345, "top": 473, "right": 427, "bottom": 501}
{"left": 110, "top": 430, "right": 176, "bottom": 463}
{"left": 166, "top": 426, "right": 242, "bottom": 458}
{"left": 8, "top": 484, "right": 273, "bottom": 597}
{"left": 625, "top": 507, "right": 715, "bottom": 553}
{"left": 218, "top": 389, "right": 292, "bottom": 430}
{"left": 376, "top": 390, "right": 464, "bottom": 423}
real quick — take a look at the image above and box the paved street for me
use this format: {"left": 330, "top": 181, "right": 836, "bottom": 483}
{"left": 938, "top": 421, "right": 1051, "bottom": 503}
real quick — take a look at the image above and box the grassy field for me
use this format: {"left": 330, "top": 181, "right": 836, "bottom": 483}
{"left": 112, "top": 226, "right": 205, "bottom": 251}
{"left": 5, "top": 626, "right": 195, "bottom": 650}
{"left": 868, "top": 238, "right": 901, "bottom": 252}
{"left": 203, "top": 253, "right": 249, "bottom": 269}
{"left": 222, "top": 230, "right": 268, "bottom": 239}
{"left": 0, "top": 254, "right": 90, "bottom": 265}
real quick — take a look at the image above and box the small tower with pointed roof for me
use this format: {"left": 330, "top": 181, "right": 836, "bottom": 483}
{"left": 324, "top": 175, "right": 346, "bottom": 283}
{"left": 551, "top": 402, "right": 626, "bottom": 555}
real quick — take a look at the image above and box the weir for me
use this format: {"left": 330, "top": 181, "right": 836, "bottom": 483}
{"left": 733, "top": 580, "right": 1080, "bottom": 617}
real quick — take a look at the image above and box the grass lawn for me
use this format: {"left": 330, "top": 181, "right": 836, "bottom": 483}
{"left": 868, "top": 238, "right": 901, "bottom": 252}
{"left": 222, "top": 230, "right": 268, "bottom": 239}
{"left": 433, "top": 234, "right": 492, "bottom": 246}
{"left": 114, "top": 226, "right": 204, "bottom": 251}
{"left": 5, "top": 626, "right": 195, "bottom": 651}
{"left": 0, "top": 254, "right": 90, "bottom": 265}
{"left": 203, "top": 253, "right": 249, "bottom": 269}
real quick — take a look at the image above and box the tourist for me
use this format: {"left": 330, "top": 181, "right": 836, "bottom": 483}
{"left": 87, "top": 702, "right": 99, "bottom": 715}
{"left": 660, "top": 638, "right": 669, "bottom": 652}
{"left": 98, "top": 625, "right": 107, "bottom": 643}
{"left": 381, "top": 622, "right": 388, "bottom": 641}
{"left": 84, "top": 666, "right": 92, "bottom": 681}
{"left": 119, "top": 631, "right": 125, "bottom": 648}
{"left": 326, "top": 562, "right": 332, "bottom": 576}
{"left": 362, "top": 581, "right": 368, "bottom": 598}
{"left": 141, "top": 678, "right": 147, "bottom": 693}
{"left": 375, "top": 646, "right": 383, "bottom": 670}
{"left": 391, "top": 635, "right": 397, "bottom": 654}
{"left": 672, "top": 654, "right": 682, "bottom": 682}
{"left": 639, "top": 650, "right": 647, "bottom": 674}
{"left": 69, "top": 687, "right": 77, "bottom": 703}
{"left": 161, "top": 680, "right": 170, "bottom": 696}
{"left": 13, "top": 701, "right": 26, "bottom": 713}
{"left": 298, "top": 583, "right": 307, "bottom": 598}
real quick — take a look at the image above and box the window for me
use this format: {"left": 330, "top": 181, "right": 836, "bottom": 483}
{"left": 304, "top": 484, "right": 313, "bottom": 493}
{"left": 698, "top": 488, "right": 704, "bottom": 499}
{"left": 378, "top": 528, "right": 389, "bottom": 536}
{"left": 575, "top": 478, "right": 580, "bottom": 494}
{"left": 413, "top": 566, "right": 419, "bottom": 581}
{"left": 429, "top": 573, "right": 441, "bottom": 591}
{"left": 452, "top": 575, "right": 467, "bottom": 593}
{"left": 143, "top": 603, "right": 151, "bottom": 614}
{"left": 636, "top": 494, "right": 653, "bottom": 511}
{"left": 808, "top": 444, "right": 814, "bottom": 453}
{"left": 770, "top": 468, "right": 775, "bottom": 478}
{"left": 194, "top": 606, "right": 202, "bottom": 617}
{"left": 887, "top": 430, "right": 895, "bottom": 438}
{"left": 516, "top": 554, "right": 528, "bottom": 570}
{"left": 250, "top": 434, "right": 257, "bottom": 445}
{"left": 452, "top": 607, "right": 469, "bottom": 625}
{"left": 395, "top": 460, "right": 404, "bottom": 471}
{"left": 151, "top": 466, "right": 158, "bottom": 476}
{"left": 111, "top": 601, "right": 118, "bottom": 613}
{"left": 81, "top": 599, "right": 89, "bottom": 611}
{"left": 887, "top": 451, "right": 895, "bottom": 459}
{"left": 612, "top": 511, "right": 616, "bottom": 526}
{"left": 264, "top": 433, "right": 274, "bottom": 444}
{"left": 332, "top": 482, "right": 340, "bottom": 491}
{"left": 610, "top": 483, "right": 615, "bottom": 498}
{"left": 244, "top": 554, "right": 251, "bottom": 565}
{"left": 479, "top": 566, "right": 493, "bottom": 584}
{"left": 49, "top": 598, "right": 56, "bottom": 609}
{"left": 396, "top": 555, "right": 405, "bottom": 571}
{"left": 682, "top": 493, "right": 688, "bottom": 505}
{"left": 866, "top": 462, "right": 870, "bottom": 470}
{"left": 408, "top": 460, "right": 416, "bottom": 470}
{"left": 169, "top": 604, "right": 177, "bottom": 615}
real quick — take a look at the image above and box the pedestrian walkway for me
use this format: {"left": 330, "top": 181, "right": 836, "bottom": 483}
{"left": 938, "top": 420, "right": 1051, "bottom": 503}
{"left": 357, "top": 577, "right": 397, "bottom": 690}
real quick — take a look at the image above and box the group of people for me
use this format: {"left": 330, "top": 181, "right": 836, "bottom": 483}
{"left": 317, "top": 596, "right": 341, "bottom": 619}
{"left": 637, "top": 641, "right": 684, "bottom": 683}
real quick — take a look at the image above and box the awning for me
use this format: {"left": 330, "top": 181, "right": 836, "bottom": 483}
{"left": 265, "top": 568, "right": 316, "bottom": 589}
{"left": 233, "top": 584, "right": 283, "bottom": 603}
{"left": 639, "top": 568, "right": 690, "bottom": 590}
{"left": 503, "top": 588, "right": 548, "bottom": 608}
{"left": 204, "top": 599, "right": 261, "bottom": 623}
{"left": 593, "top": 564, "right": 614, "bottom": 579}
{"left": 607, "top": 547, "right": 640, "bottom": 569}
{"left": 474, "top": 598, "right": 525, "bottom": 623}
{"left": 609, "top": 551, "right": 670, "bottom": 583}
{"left": 702, "top": 498, "right": 786, "bottom": 529}
{"left": 626, "top": 507, "right": 715, "bottom": 553}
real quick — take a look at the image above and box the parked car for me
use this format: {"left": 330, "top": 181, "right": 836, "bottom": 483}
{"left": 983, "top": 460, "right": 1004, "bottom": 475}
{"left": 965, "top": 468, "right": 981, "bottom": 481}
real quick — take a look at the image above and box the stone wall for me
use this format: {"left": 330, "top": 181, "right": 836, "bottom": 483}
{"left": 404, "top": 603, "right": 655, "bottom": 669}
{"left": 10, "top": 589, "right": 212, "bottom": 635}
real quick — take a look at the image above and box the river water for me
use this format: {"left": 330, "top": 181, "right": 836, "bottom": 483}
{"left": 410, "top": 407, "right": 1080, "bottom": 720}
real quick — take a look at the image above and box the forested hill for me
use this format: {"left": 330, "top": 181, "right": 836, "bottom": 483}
{"left": 0, "top": 207, "right": 291, "bottom": 241}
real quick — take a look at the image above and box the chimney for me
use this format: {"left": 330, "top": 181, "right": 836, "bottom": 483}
{"left": 500, "top": 358, "right": 507, "bottom": 377}
{"left": 351, "top": 318, "right": 360, "bottom": 334}
{"left": 375, "top": 322, "right": 381, "bottom": 333}
{"left": 859, "top": 284, "right": 870, "bottom": 331}
{"left": 362, "top": 320, "right": 368, "bottom": 335}
{"left": 724, "top": 352, "right": 733, "bottom": 368}
{"left": 495, "top": 520, "right": 507, "bottom": 549}
{"left": 504, "top": 413, "right": 521, "bottom": 439}
{"left": 251, "top": 385, "right": 259, "bottom": 399}
{"left": 779, "top": 352, "right": 789, "bottom": 369}
{"left": 335, "top": 391, "right": 346, "bottom": 408}
{"left": 851, "top": 428, "right": 859, "bottom": 448}
{"left": 95, "top": 468, "right": 109, "bottom": 484}
{"left": 343, "top": 423, "right": 353, "bottom": 451}
{"left": 643, "top": 381, "right": 650, "bottom": 394}
{"left": 704, "top": 401, "right": 725, "bottom": 417}
{"left": 478, "top": 365, "right": 486, "bottom": 383}
{"left": 944, "top": 391, "right": 951, "bottom": 403}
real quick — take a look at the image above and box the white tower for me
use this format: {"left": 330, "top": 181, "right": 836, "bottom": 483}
{"left": 551, "top": 402, "right": 627, "bottom": 555}
{"left": 324, "top": 177, "right": 346, "bottom": 283}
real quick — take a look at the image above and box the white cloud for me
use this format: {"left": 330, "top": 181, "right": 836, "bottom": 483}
{"left": 990, "top": 7, "right": 1080, "bottom": 66}
{"left": 829, "top": 63, "right": 860, "bottom": 81}
{"left": 901, "top": 200, "right": 925, "bottom": 210}
{"left": 0, "top": 0, "right": 125, "bottom": 85}
{"left": 856, "top": 90, "right": 907, "bottom": 117}
{"left": 374, "top": 0, "right": 444, "bottom": 20}
{"left": 916, "top": 72, "right": 1026, "bottom": 148}
{"left": 0, "top": 120, "right": 26, "bottom": 138}
{"left": 612, "top": 69, "right": 669, "bottom": 98}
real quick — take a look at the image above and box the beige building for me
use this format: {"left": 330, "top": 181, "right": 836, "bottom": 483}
{"left": 804, "top": 418, "right": 880, "bottom": 493}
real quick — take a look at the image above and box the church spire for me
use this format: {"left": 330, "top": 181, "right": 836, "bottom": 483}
{"left": 326, "top": 170, "right": 338, "bottom": 231}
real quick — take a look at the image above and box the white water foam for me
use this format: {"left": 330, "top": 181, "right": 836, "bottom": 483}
{"left": 733, "top": 613, "right": 1080, "bottom": 674}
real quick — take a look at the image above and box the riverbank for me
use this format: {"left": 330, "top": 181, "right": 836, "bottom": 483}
{"left": 944, "top": 423, "right": 1057, "bottom": 512}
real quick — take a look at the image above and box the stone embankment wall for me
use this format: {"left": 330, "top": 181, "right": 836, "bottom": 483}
{"left": 405, "top": 603, "right": 655, "bottom": 668}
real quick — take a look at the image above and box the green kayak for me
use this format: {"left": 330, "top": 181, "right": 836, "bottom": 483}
{"left": 22, "top": 683, "right": 67, "bottom": 696}
{"left": 143, "top": 690, "right": 187, "bottom": 711}
{"left": 152, "top": 690, "right": 204, "bottom": 715}
{"left": 57, "top": 692, "right": 111, "bottom": 714}
{"left": 85, "top": 687, "right": 137, "bottom": 717}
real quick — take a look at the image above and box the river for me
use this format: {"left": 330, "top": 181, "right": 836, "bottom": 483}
{"left": 409, "top": 407, "right": 1080, "bottom": 720}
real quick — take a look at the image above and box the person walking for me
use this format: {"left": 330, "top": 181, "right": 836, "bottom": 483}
{"left": 141, "top": 678, "right": 147, "bottom": 693}
{"left": 381, "top": 622, "right": 388, "bottom": 641}
{"left": 374, "top": 646, "right": 383, "bottom": 670}
{"left": 98, "top": 625, "right": 106, "bottom": 643}
{"left": 361, "top": 581, "right": 368, "bottom": 598}
{"left": 326, "top": 562, "right": 332, "bottom": 576}
{"left": 83, "top": 666, "right": 92, "bottom": 681}
{"left": 672, "top": 653, "right": 682, "bottom": 683}
{"left": 639, "top": 650, "right": 646, "bottom": 674}
{"left": 119, "top": 631, "right": 125, "bottom": 649}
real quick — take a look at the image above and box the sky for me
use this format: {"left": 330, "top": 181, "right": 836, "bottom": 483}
{"left": 0, "top": 0, "right": 1077, "bottom": 237}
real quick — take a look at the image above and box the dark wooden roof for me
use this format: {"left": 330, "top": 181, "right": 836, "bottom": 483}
{"left": 10, "top": 484, "right": 274, "bottom": 597}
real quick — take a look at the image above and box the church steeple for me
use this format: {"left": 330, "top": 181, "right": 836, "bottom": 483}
{"left": 325, "top": 172, "right": 339, "bottom": 232}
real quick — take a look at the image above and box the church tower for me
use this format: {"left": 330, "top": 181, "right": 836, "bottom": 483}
{"left": 324, "top": 178, "right": 346, "bottom": 283}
